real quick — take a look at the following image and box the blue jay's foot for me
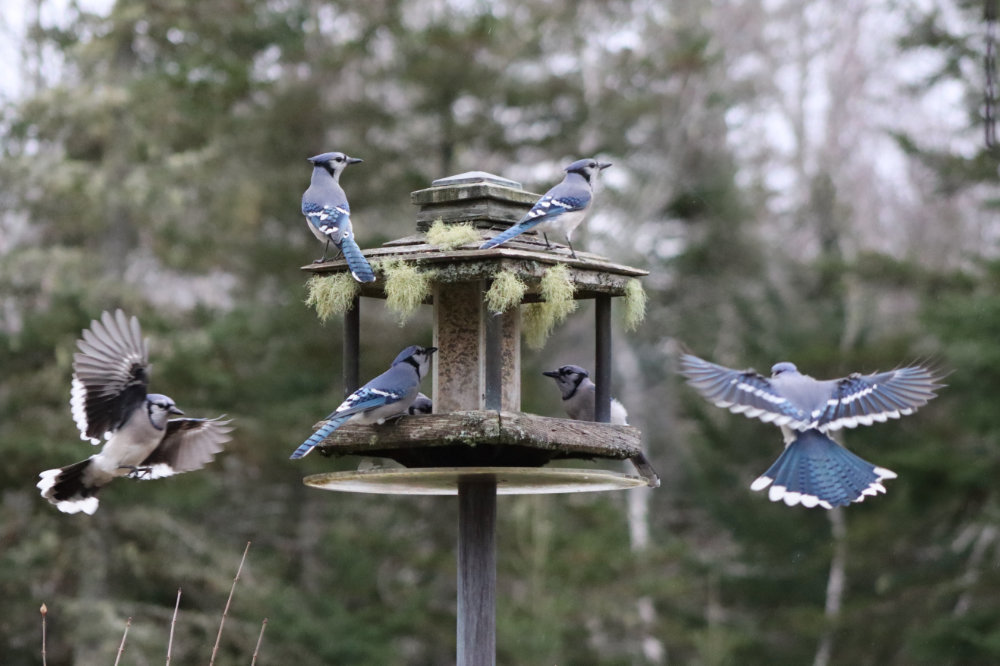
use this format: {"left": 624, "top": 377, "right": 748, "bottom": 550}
{"left": 380, "top": 413, "right": 409, "bottom": 425}
{"left": 567, "top": 240, "right": 578, "bottom": 259}
{"left": 121, "top": 465, "right": 154, "bottom": 479}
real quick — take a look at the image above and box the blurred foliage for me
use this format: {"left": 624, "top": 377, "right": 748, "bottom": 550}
{"left": 1, "top": 0, "right": 998, "bottom": 664}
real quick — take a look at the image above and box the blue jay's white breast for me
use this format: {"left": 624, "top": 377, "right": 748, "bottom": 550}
{"left": 306, "top": 217, "right": 330, "bottom": 243}
{"left": 91, "top": 413, "right": 163, "bottom": 476}
{"left": 544, "top": 207, "right": 588, "bottom": 237}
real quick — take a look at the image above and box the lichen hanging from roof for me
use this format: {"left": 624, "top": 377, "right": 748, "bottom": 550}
{"left": 522, "top": 264, "right": 577, "bottom": 349}
{"left": 305, "top": 273, "right": 361, "bottom": 322}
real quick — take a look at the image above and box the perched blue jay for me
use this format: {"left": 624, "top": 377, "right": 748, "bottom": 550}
{"left": 543, "top": 364, "right": 659, "bottom": 486}
{"left": 290, "top": 345, "right": 437, "bottom": 459}
{"left": 408, "top": 392, "right": 433, "bottom": 415}
{"left": 678, "top": 353, "right": 943, "bottom": 509}
{"left": 542, "top": 365, "right": 628, "bottom": 425}
{"left": 480, "top": 158, "right": 612, "bottom": 258}
{"left": 302, "top": 151, "right": 375, "bottom": 282}
{"left": 37, "top": 310, "right": 232, "bottom": 515}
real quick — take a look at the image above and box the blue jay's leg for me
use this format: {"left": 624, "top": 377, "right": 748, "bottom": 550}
{"left": 566, "top": 238, "right": 577, "bottom": 259}
{"left": 542, "top": 232, "right": 552, "bottom": 249}
{"left": 314, "top": 239, "right": 332, "bottom": 264}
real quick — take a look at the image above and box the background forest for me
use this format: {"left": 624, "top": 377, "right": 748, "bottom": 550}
{"left": 2, "top": 0, "right": 999, "bottom": 664}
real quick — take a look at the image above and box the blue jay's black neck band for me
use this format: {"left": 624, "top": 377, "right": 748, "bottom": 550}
{"left": 404, "top": 357, "right": 421, "bottom": 371}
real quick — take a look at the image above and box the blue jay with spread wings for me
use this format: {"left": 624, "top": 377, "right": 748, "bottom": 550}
{"left": 37, "top": 310, "right": 231, "bottom": 515}
{"left": 290, "top": 345, "right": 437, "bottom": 459}
{"left": 678, "top": 353, "right": 943, "bottom": 509}
{"left": 302, "top": 151, "right": 375, "bottom": 282}
{"left": 480, "top": 158, "right": 611, "bottom": 258}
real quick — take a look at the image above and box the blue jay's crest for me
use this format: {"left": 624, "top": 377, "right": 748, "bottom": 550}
{"left": 290, "top": 345, "right": 437, "bottom": 459}
{"left": 564, "top": 158, "right": 613, "bottom": 184}
{"left": 308, "top": 152, "right": 363, "bottom": 168}
{"left": 479, "top": 157, "right": 612, "bottom": 257}
{"left": 302, "top": 150, "right": 374, "bottom": 281}
{"left": 678, "top": 352, "right": 943, "bottom": 509}
{"left": 39, "top": 310, "right": 232, "bottom": 514}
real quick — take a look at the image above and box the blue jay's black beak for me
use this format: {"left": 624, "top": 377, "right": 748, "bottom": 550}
{"left": 542, "top": 370, "right": 560, "bottom": 378}
{"left": 170, "top": 405, "right": 185, "bottom": 416}
{"left": 427, "top": 346, "right": 438, "bottom": 354}
{"left": 347, "top": 157, "right": 363, "bottom": 165}
{"left": 598, "top": 162, "right": 612, "bottom": 170}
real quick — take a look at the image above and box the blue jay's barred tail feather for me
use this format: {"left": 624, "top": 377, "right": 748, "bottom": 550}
{"left": 481, "top": 223, "right": 531, "bottom": 250}
{"left": 750, "top": 430, "right": 897, "bottom": 509}
{"left": 37, "top": 458, "right": 102, "bottom": 515}
{"left": 290, "top": 416, "right": 348, "bottom": 459}
{"left": 339, "top": 234, "right": 375, "bottom": 283}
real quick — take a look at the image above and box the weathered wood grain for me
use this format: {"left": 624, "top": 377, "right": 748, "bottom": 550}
{"left": 311, "top": 410, "right": 642, "bottom": 464}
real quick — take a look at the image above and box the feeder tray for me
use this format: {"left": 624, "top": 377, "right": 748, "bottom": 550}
{"left": 305, "top": 467, "right": 647, "bottom": 495}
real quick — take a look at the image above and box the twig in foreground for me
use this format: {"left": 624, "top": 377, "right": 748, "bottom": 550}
{"left": 40, "top": 603, "right": 48, "bottom": 666}
{"left": 251, "top": 618, "right": 268, "bottom": 666}
{"left": 166, "top": 588, "right": 182, "bottom": 665}
{"left": 113, "top": 617, "right": 132, "bottom": 666}
{"left": 209, "top": 541, "right": 251, "bottom": 666}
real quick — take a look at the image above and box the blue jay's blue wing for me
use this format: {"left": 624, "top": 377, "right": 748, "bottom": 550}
{"left": 678, "top": 354, "right": 812, "bottom": 428}
{"left": 70, "top": 310, "right": 150, "bottom": 444}
{"left": 480, "top": 183, "right": 591, "bottom": 250}
{"left": 750, "top": 429, "right": 897, "bottom": 509}
{"left": 816, "top": 366, "right": 943, "bottom": 431}
{"left": 289, "top": 385, "right": 411, "bottom": 459}
{"left": 303, "top": 201, "right": 351, "bottom": 244}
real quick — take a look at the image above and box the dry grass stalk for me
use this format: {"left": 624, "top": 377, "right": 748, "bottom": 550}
{"left": 210, "top": 541, "right": 251, "bottom": 666}
{"left": 251, "top": 618, "right": 268, "bottom": 666}
{"left": 166, "top": 588, "right": 181, "bottom": 665}
{"left": 113, "top": 617, "right": 132, "bottom": 666}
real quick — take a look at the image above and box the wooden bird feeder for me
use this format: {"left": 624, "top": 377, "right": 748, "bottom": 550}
{"left": 301, "top": 172, "right": 656, "bottom": 666}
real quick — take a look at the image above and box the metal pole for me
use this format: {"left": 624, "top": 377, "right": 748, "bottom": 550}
{"left": 343, "top": 295, "right": 360, "bottom": 395}
{"left": 595, "top": 294, "right": 612, "bottom": 423}
{"left": 457, "top": 479, "right": 497, "bottom": 666}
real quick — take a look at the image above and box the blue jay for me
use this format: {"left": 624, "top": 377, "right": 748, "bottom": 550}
{"left": 290, "top": 345, "right": 437, "bottom": 459}
{"left": 543, "top": 364, "right": 659, "bottom": 486}
{"left": 480, "top": 158, "right": 612, "bottom": 258}
{"left": 678, "top": 353, "right": 943, "bottom": 509}
{"left": 542, "top": 365, "right": 628, "bottom": 425}
{"left": 302, "top": 151, "right": 375, "bottom": 282}
{"left": 37, "top": 310, "right": 232, "bottom": 515}
{"left": 408, "top": 392, "right": 433, "bottom": 415}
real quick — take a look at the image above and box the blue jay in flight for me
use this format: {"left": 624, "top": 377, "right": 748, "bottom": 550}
{"left": 678, "top": 354, "right": 943, "bottom": 509}
{"left": 480, "top": 158, "right": 612, "bottom": 258}
{"left": 543, "top": 364, "right": 659, "bottom": 486}
{"left": 302, "top": 151, "right": 375, "bottom": 282}
{"left": 290, "top": 345, "right": 437, "bottom": 459}
{"left": 37, "top": 310, "right": 231, "bottom": 515}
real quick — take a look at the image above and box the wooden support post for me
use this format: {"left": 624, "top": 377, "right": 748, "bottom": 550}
{"left": 343, "top": 296, "right": 360, "bottom": 395}
{"left": 457, "top": 479, "right": 497, "bottom": 666}
{"left": 595, "top": 294, "right": 612, "bottom": 423}
{"left": 483, "top": 281, "right": 503, "bottom": 411}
